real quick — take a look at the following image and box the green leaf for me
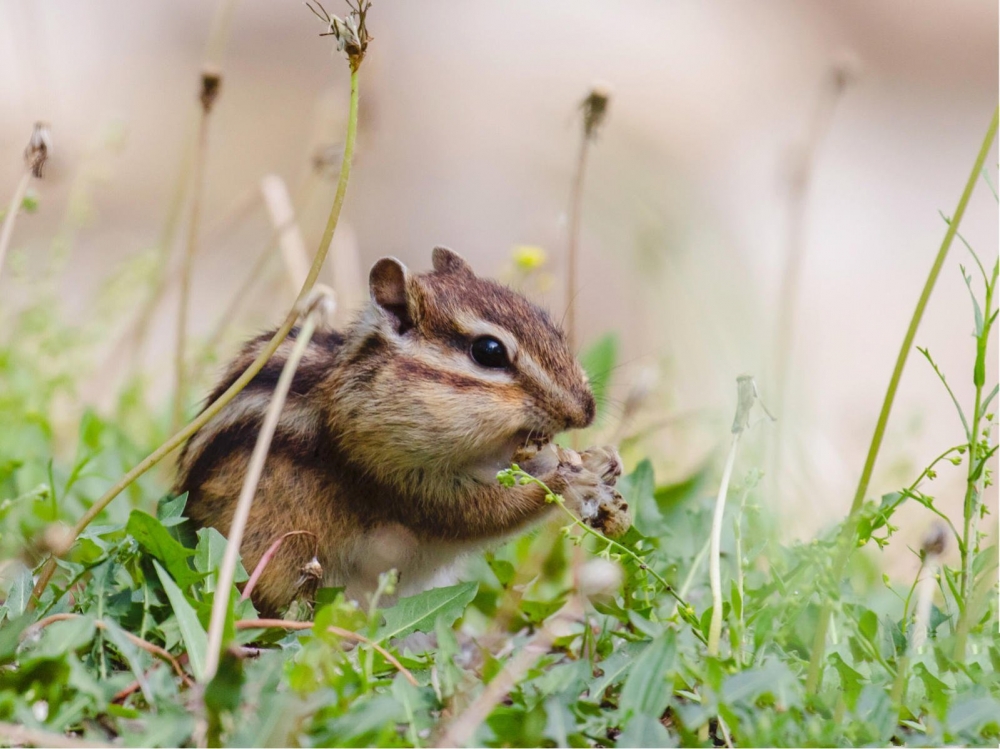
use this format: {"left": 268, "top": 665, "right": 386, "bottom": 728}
{"left": 946, "top": 696, "right": 1000, "bottom": 739}
{"left": 617, "top": 714, "right": 673, "bottom": 748}
{"left": 730, "top": 579, "right": 742, "bottom": 622}
{"left": 205, "top": 650, "right": 244, "bottom": 740}
{"left": 0, "top": 563, "right": 32, "bottom": 622}
{"left": 619, "top": 459, "right": 661, "bottom": 535}
{"left": 620, "top": 630, "right": 675, "bottom": 719}
{"left": 721, "top": 659, "right": 798, "bottom": 708}
{"left": 591, "top": 641, "right": 648, "bottom": 697}
{"left": 487, "top": 556, "right": 516, "bottom": 587}
{"left": 157, "top": 492, "right": 188, "bottom": 524}
{"left": 913, "top": 662, "right": 950, "bottom": 720}
{"left": 653, "top": 465, "right": 710, "bottom": 522}
{"left": 127, "top": 510, "right": 198, "bottom": 588}
{"left": 521, "top": 597, "right": 566, "bottom": 624}
{"left": 858, "top": 609, "right": 878, "bottom": 644}
{"left": 194, "top": 527, "right": 248, "bottom": 589}
{"left": 28, "top": 616, "right": 96, "bottom": 661}
{"left": 101, "top": 619, "right": 153, "bottom": 704}
{"left": 375, "top": 582, "right": 478, "bottom": 643}
{"left": 829, "top": 652, "right": 866, "bottom": 709}
{"left": 960, "top": 267, "right": 984, "bottom": 336}
{"left": 153, "top": 559, "right": 208, "bottom": 681}
{"left": 542, "top": 695, "right": 575, "bottom": 748}
{"left": 313, "top": 695, "right": 405, "bottom": 745}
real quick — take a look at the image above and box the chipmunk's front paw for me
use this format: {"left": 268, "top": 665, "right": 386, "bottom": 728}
{"left": 555, "top": 445, "right": 631, "bottom": 538}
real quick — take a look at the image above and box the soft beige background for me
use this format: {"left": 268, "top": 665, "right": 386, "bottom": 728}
{"left": 1, "top": 1, "right": 997, "bottom": 572}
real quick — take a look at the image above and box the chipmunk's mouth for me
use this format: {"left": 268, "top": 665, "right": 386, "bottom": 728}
{"left": 468, "top": 430, "right": 553, "bottom": 483}
{"left": 511, "top": 430, "right": 553, "bottom": 452}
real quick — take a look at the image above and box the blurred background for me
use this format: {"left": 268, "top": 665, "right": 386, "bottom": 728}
{"left": 1, "top": 0, "right": 997, "bottom": 574}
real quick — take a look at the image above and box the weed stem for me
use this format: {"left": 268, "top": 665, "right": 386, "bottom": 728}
{"left": 203, "top": 290, "right": 332, "bottom": 682}
{"left": 805, "top": 105, "right": 999, "bottom": 693}
{"left": 708, "top": 433, "right": 740, "bottom": 656}
{"left": 173, "top": 91, "right": 216, "bottom": 432}
{"left": 0, "top": 168, "right": 32, "bottom": 287}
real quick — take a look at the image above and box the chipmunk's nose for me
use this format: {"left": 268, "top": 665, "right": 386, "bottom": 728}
{"left": 566, "top": 391, "right": 596, "bottom": 430}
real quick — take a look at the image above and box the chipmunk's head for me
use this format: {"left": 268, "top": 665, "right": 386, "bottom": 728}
{"left": 335, "top": 247, "right": 594, "bottom": 480}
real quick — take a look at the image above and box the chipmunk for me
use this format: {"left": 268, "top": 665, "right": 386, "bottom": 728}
{"left": 175, "top": 247, "right": 630, "bottom": 615}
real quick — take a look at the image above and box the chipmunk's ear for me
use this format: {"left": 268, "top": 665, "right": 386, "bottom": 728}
{"left": 370, "top": 257, "right": 414, "bottom": 334}
{"left": 431, "top": 246, "right": 474, "bottom": 277}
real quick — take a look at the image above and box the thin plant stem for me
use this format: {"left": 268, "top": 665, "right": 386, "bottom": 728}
{"left": 565, "top": 133, "right": 589, "bottom": 354}
{"left": 0, "top": 721, "right": 109, "bottom": 749}
{"left": 123, "top": 0, "right": 238, "bottom": 372}
{"left": 173, "top": 107, "right": 213, "bottom": 432}
{"left": 770, "top": 64, "right": 852, "bottom": 488}
{"left": 954, "top": 260, "right": 997, "bottom": 659}
{"left": 234, "top": 619, "right": 417, "bottom": 686}
{"left": 508, "top": 469, "right": 692, "bottom": 612}
{"left": 203, "top": 293, "right": 330, "bottom": 681}
{"left": 28, "top": 612, "right": 192, "bottom": 685}
{"left": 240, "top": 530, "right": 318, "bottom": 602}
{"left": 732, "top": 483, "right": 751, "bottom": 665}
{"left": 30, "top": 66, "right": 363, "bottom": 608}
{"left": 674, "top": 532, "right": 711, "bottom": 612}
{"left": 0, "top": 168, "right": 32, "bottom": 287}
{"left": 805, "top": 105, "right": 999, "bottom": 694}
{"left": 708, "top": 433, "right": 740, "bottom": 656}
{"left": 503, "top": 466, "right": 706, "bottom": 642}
{"left": 565, "top": 85, "right": 609, "bottom": 355}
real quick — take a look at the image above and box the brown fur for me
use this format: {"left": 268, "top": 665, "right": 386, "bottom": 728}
{"left": 176, "top": 247, "right": 626, "bottom": 615}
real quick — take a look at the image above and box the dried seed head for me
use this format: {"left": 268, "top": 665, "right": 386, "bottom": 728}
{"left": 24, "top": 122, "right": 51, "bottom": 178}
{"left": 731, "top": 374, "right": 776, "bottom": 434}
{"left": 300, "top": 556, "right": 324, "bottom": 581}
{"left": 581, "top": 82, "right": 612, "bottom": 140}
{"left": 293, "top": 555, "right": 324, "bottom": 604}
{"left": 307, "top": 0, "right": 372, "bottom": 70}
{"left": 920, "top": 521, "right": 948, "bottom": 560}
{"left": 199, "top": 68, "right": 223, "bottom": 113}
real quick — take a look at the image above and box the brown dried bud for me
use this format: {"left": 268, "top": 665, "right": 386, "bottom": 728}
{"left": 581, "top": 83, "right": 612, "bottom": 140}
{"left": 199, "top": 69, "right": 223, "bottom": 113}
{"left": 24, "top": 122, "right": 51, "bottom": 178}
{"left": 295, "top": 555, "right": 324, "bottom": 598}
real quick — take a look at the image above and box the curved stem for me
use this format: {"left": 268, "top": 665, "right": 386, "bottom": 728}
{"left": 0, "top": 168, "right": 32, "bottom": 286}
{"left": 708, "top": 433, "right": 740, "bottom": 656}
{"left": 29, "top": 68, "right": 362, "bottom": 609}
{"left": 173, "top": 107, "right": 212, "bottom": 432}
{"left": 805, "top": 105, "right": 999, "bottom": 693}
{"left": 234, "top": 619, "right": 417, "bottom": 686}
{"left": 203, "top": 303, "right": 325, "bottom": 682}
{"left": 565, "top": 135, "right": 589, "bottom": 353}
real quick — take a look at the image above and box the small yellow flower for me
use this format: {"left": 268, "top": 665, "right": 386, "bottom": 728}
{"left": 512, "top": 244, "right": 547, "bottom": 271}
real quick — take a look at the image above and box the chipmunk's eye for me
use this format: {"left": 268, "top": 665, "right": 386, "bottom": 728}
{"left": 470, "top": 336, "right": 509, "bottom": 369}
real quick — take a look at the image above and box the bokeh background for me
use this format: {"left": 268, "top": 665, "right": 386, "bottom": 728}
{"left": 1, "top": 1, "right": 997, "bottom": 574}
